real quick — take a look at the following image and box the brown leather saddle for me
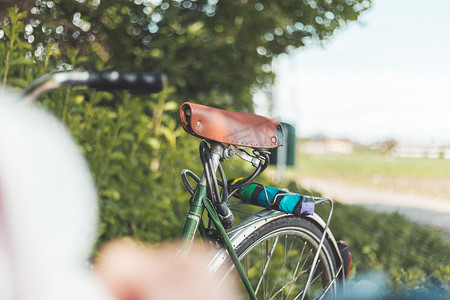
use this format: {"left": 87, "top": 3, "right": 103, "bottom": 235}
{"left": 180, "top": 102, "right": 284, "bottom": 149}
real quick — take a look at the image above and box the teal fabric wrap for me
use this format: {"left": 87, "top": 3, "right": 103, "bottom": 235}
{"left": 237, "top": 184, "right": 315, "bottom": 215}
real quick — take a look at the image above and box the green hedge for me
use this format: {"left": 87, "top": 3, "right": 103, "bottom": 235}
{"left": 1, "top": 7, "right": 199, "bottom": 247}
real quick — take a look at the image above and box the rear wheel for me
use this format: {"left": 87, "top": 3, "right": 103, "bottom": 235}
{"left": 218, "top": 216, "right": 342, "bottom": 300}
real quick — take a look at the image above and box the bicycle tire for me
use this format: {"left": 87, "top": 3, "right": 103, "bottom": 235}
{"left": 217, "top": 215, "right": 342, "bottom": 300}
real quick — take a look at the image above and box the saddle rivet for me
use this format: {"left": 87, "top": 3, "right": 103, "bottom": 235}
{"left": 271, "top": 136, "right": 277, "bottom": 143}
{"left": 196, "top": 120, "right": 202, "bottom": 127}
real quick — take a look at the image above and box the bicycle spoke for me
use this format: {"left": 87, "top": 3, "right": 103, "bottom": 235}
{"left": 292, "top": 290, "right": 304, "bottom": 300}
{"left": 269, "top": 266, "right": 311, "bottom": 300}
{"left": 294, "top": 260, "right": 323, "bottom": 300}
{"left": 292, "top": 267, "right": 319, "bottom": 300}
{"left": 268, "top": 235, "right": 298, "bottom": 297}
{"left": 313, "top": 265, "right": 343, "bottom": 300}
{"left": 309, "top": 271, "right": 327, "bottom": 300}
{"left": 300, "top": 249, "right": 313, "bottom": 274}
{"left": 287, "top": 249, "right": 313, "bottom": 300}
{"left": 309, "top": 264, "right": 322, "bottom": 286}
{"left": 286, "top": 241, "right": 308, "bottom": 299}
{"left": 255, "top": 236, "right": 279, "bottom": 295}
{"left": 287, "top": 260, "right": 322, "bottom": 300}
{"left": 217, "top": 217, "right": 339, "bottom": 300}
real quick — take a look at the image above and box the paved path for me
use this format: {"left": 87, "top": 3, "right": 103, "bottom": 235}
{"left": 299, "top": 177, "right": 450, "bottom": 239}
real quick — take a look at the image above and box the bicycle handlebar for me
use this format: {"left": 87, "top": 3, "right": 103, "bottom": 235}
{"left": 85, "top": 70, "right": 166, "bottom": 92}
{"left": 22, "top": 70, "right": 166, "bottom": 101}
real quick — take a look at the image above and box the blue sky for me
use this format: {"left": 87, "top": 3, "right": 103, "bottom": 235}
{"left": 256, "top": 0, "right": 450, "bottom": 144}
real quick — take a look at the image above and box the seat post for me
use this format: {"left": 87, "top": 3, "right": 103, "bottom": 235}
{"left": 200, "top": 142, "right": 235, "bottom": 229}
{"left": 198, "top": 142, "right": 225, "bottom": 185}
{"left": 210, "top": 142, "right": 225, "bottom": 168}
{"left": 199, "top": 142, "right": 225, "bottom": 186}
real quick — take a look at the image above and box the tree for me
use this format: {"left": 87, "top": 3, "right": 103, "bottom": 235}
{"left": 10, "top": 0, "right": 371, "bottom": 110}
{"left": 0, "top": 1, "right": 372, "bottom": 246}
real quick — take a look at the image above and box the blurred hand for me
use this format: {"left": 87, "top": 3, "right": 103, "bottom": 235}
{"left": 95, "top": 239, "right": 237, "bottom": 300}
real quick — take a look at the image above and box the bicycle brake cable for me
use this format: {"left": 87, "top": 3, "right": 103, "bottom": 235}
{"left": 181, "top": 169, "right": 200, "bottom": 195}
{"left": 227, "top": 149, "right": 270, "bottom": 200}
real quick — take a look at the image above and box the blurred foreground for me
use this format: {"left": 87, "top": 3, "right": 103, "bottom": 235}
{"left": 0, "top": 93, "right": 235, "bottom": 300}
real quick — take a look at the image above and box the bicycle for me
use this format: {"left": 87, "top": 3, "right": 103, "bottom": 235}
{"left": 22, "top": 70, "right": 351, "bottom": 300}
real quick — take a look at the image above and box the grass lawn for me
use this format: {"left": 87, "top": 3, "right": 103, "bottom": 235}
{"left": 296, "top": 151, "right": 450, "bottom": 178}
{"left": 288, "top": 151, "right": 450, "bottom": 199}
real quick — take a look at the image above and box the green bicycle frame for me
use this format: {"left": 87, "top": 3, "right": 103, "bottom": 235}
{"left": 180, "top": 179, "right": 258, "bottom": 300}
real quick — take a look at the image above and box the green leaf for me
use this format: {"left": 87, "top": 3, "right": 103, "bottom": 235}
{"left": 6, "top": 77, "right": 29, "bottom": 87}
{"left": 163, "top": 101, "right": 178, "bottom": 111}
{"left": 145, "top": 137, "right": 160, "bottom": 150}
{"left": 1, "top": 24, "right": 11, "bottom": 37}
{"left": 119, "top": 132, "right": 135, "bottom": 142}
{"left": 162, "top": 127, "right": 177, "bottom": 149}
{"left": 110, "top": 151, "right": 126, "bottom": 161}
{"left": 10, "top": 57, "right": 34, "bottom": 66}
{"left": 100, "top": 189, "right": 121, "bottom": 201}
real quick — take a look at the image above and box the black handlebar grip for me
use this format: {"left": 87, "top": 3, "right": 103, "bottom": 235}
{"left": 86, "top": 70, "right": 166, "bottom": 93}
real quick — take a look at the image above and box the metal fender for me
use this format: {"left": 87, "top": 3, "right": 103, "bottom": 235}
{"left": 207, "top": 209, "right": 345, "bottom": 282}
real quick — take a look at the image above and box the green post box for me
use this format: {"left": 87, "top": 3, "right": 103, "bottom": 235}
{"left": 269, "top": 122, "right": 295, "bottom": 166}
